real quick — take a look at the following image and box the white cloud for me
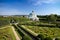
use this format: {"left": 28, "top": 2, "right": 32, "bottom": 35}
{"left": 28, "top": 0, "right": 59, "bottom": 6}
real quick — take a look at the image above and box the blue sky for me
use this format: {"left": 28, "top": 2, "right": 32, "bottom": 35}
{"left": 0, "top": 0, "right": 60, "bottom": 15}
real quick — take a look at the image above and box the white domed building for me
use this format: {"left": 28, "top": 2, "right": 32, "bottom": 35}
{"left": 28, "top": 11, "right": 39, "bottom": 21}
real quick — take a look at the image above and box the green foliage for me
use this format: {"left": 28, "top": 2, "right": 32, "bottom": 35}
{"left": 19, "top": 17, "right": 30, "bottom": 22}
{"left": 13, "top": 24, "right": 33, "bottom": 40}
{"left": 55, "top": 37, "right": 60, "bottom": 40}
{"left": 0, "top": 17, "right": 10, "bottom": 27}
{"left": 25, "top": 25, "right": 60, "bottom": 38}
{"left": 47, "top": 14, "right": 57, "bottom": 23}
{"left": 12, "top": 24, "right": 24, "bottom": 36}
{"left": 44, "top": 37, "right": 52, "bottom": 40}
{"left": 22, "top": 35, "right": 32, "bottom": 40}
{"left": 10, "top": 18, "right": 17, "bottom": 23}
{"left": 37, "top": 34, "right": 44, "bottom": 40}
{"left": 0, "top": 26, "right": 16, "bottom": 40}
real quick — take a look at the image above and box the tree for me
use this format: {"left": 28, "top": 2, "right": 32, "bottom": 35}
{"left": 47, "top": 14, "right": 57, "bottom": 23}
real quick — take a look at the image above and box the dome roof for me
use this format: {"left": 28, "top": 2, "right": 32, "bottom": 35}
{"left": 29, "top": 13, "right": 32, "bottom": 15}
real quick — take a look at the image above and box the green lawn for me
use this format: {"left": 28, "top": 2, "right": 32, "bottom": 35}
{"left": 0, "top": 26, "right": 16, "bottom": 40}
{"left": 24, "top": 25, "right": 60, "bottom": 38}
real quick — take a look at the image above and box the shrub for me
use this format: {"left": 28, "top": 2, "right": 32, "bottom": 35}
{"left": 22, "top": 35, "right": 32, "bottom": 40}
{"left": 55, "top": 37, "right": 60, "bottom": 40}
{"left": 44, "top": 37, "right": 52, "bottom": 40}
{"left": 37, "top": 34, "right": 44, "bottom": 40}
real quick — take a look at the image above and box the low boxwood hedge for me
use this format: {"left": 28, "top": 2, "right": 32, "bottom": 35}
{"left": 22, "top": 35, "right": 32, "bottom": 40}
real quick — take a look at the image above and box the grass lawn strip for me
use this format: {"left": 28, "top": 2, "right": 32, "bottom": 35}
{"left": 0, "top": 25, "right": 16, "bottom": 40}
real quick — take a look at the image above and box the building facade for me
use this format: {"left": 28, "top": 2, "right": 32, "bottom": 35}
{"left": 28, "top": 11, "right": 39, "bottom": 21}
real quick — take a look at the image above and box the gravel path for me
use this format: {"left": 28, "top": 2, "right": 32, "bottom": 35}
{"left": 11, "top": 26, "right": 21, "bottom": 40}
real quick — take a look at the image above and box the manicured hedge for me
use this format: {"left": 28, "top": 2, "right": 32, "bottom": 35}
{"left": 22, "top": 35, "right": 32, "bottom": 40}
{"left": 55, "top": 37, "right": 60, "bottom": 40}
{"left": 37, "top": 34, "right": 44, "bottom": 40}
{"left": 12, "top": 24, "right": 33, "bottom": 40}
{"left": 44, "top": 37, "right": 52, "bottom": 40}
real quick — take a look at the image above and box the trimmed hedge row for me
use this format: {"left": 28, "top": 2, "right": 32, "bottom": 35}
{"left": 55, "top": 37, "right": 60, "bottom": 40}
{"left": 22, "top": 35, "right": 32, "bottom": 40}
{"left": 37, "top": 34, "right": 53, "bottom": 40}
{"left": 12, "top": 24, "right": 32, "bottom": 40}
